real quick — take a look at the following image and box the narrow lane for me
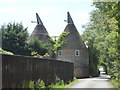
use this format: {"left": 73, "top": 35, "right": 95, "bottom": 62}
{"left": 68, "top": 75, "right": 115, "bottom": 89}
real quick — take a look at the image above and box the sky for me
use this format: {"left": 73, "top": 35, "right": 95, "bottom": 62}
{"left": 0, "top": 0, "right": 96, "bottom": 36}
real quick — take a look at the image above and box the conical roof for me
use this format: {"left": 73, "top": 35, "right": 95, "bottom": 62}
{"left": 62, "top": 12, "right": 86, "bottom": 49}
{"left": 28, "top": 13, "right": 50, "bottom": 44}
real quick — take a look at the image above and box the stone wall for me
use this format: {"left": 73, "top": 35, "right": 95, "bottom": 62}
{"left": 57, "top": 48, "right": 89, "bottom": 78}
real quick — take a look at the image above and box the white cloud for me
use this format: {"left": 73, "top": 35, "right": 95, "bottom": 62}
{"left": 38, "top": 8, "right": 57, "bottom": 16}
{"left": 0, "top": 0, "right": 18, "bottom": 3}
{"left": 16, "top": 0, "right": 92, "bottom": 4}
{"left": 0, "top": 7, "right": 16, "bottom": 13}
{"left": 52, "top": 0, "right": 92, "bottom": 3}
{"left": 22, "top": 7, "right": 58, "bottom": 16}
{"left": 21, "top": 7, "right": 58, "bottom": 18}
{"left": 73, "top": 12, "right": 90, "bottom": 24}
{"left": 22, "top": 9, "right": 34, "bottom": 14}
{"left": 81, "top": 19, "right": 90, "bottom": 25}
{"left": 73, "top": 12, "right": 90, "bottom": 19}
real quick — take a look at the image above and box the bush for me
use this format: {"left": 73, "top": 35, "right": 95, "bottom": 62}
{"left": 28, "top": 38, "right": 48, "bottom": 56}
{"left": 37, "top": 79, "right": 45, "bottom": 88}
{"left": 110, "top": 79, "right": 119, "bottom": 88}
{"left": 0, "top": 48, "right": 13, "bottom": 55}
{"left": 23, "top": 77, "right": 78, "bottom": 89}
{"left": 29, "top": 81, "right": 35, "bottom": 90}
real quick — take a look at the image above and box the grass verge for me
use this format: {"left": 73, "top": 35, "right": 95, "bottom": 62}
{"left": 47, "top": 77, "right": 79, "bottom": 88}
{"left": 65, "top": 77, "right": 79, "bottom": 88}
{"left": 23, "top": 77, "right": 79, "bottom": 89}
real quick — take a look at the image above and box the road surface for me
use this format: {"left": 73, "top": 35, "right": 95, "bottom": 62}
{"left": 68, "top": 75, "right": 115, "bottom": 89}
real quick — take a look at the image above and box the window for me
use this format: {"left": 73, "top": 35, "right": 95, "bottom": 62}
{"left": 58, "top": 50, "right": 61, "bottom": 56}
{"left": 75, "top": 50, "right": 80, "bottom": 56}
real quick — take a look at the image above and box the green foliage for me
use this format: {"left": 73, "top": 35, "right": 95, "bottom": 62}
{"left": 110, "top": 79, "right": 119, "bottom": 89}
{"left": 22, "top": 80, "right": 45, "bottom": 89}
{"left": 53, "top": 32, "right": 69, "bottom": 54}
{"left": 28, "top": 32, "right": 69, "bottom": 58}
{"left": 46, "top": 34, "right": 55, "bottom": 45}
{"left": 47, "top": 80, "right": 65, "bottom": 88}
{"left": 45, "top": 35, "right": 56, "bottom": 58}
{"left": 37, "top": 79, "right": 45, "bottom": 88}
{"left": 22, "top": 81, "right": 29, "bottom": 88}
{"left": 82, "top": 2, "right": 119, "bottom": 87}
{"left": 29, "top": 81, "right": 35, "bottom": 90}
{"left": 0, "top": 48, "right": 13, "bottom": 55}
{"left": 47, "top": 77, "right": 78, "bottom": 88}
{"left": 31, "top": 51, "right": 44, "bottom": 58}
{"left": 28, "top": 38, "right": 48, "bottom": 56}
{"left": 23, "top": 77, "right": 78, "bottom": 89}
{"left": 1, "top": 22, "right": 30, "bottom": 55}
{"left": 64, "top": 77, "right": 78, "bottom": 88}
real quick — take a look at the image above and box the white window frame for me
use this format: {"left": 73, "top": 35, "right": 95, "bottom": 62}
{"left": 58, "top": 50, "right": 61, "bottom": 56}
{"left": 75, "top": 50, "right": 80, "bottom": 56}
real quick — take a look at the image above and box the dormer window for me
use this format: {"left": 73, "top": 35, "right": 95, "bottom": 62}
{"left": 58, "top": 50, "right": 61, "bottom": 56}
{"left": 75, "top": 50, "right": 80, "bottom": 56}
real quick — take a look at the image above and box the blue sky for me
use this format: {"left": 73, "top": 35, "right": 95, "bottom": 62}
{"left": 0, "top": 0, "right": 96, "bottom": 36}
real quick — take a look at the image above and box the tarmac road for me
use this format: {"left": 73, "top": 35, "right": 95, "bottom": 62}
{"left": 68, "top": 75, "right": 115, "bottom": 89}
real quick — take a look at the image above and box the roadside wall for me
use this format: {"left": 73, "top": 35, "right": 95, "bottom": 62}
{"left": 1, "top": 54, "right": 73, "bottom": 88}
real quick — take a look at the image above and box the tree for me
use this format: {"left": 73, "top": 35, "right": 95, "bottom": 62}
{"left": 82, "top": 2, "right": 119, "bottom": 87}
{"left": 53, "top": 32, "right": 69, "bottom": 54}
{"left": 1, "top": 22, "right": 30, "bottom": 55}
{"left": 41, "top": 32, "right": 69, "bottom": 58}
{"left": 93, "top": 2, "right": 119, "bottom": 88}
{"left": 28, "top": 38, "right": 48, "bottom": 56}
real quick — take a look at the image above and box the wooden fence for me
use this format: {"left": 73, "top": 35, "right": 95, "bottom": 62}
{"left": 1, "top": 54, "right": 74, "bottom": 88}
